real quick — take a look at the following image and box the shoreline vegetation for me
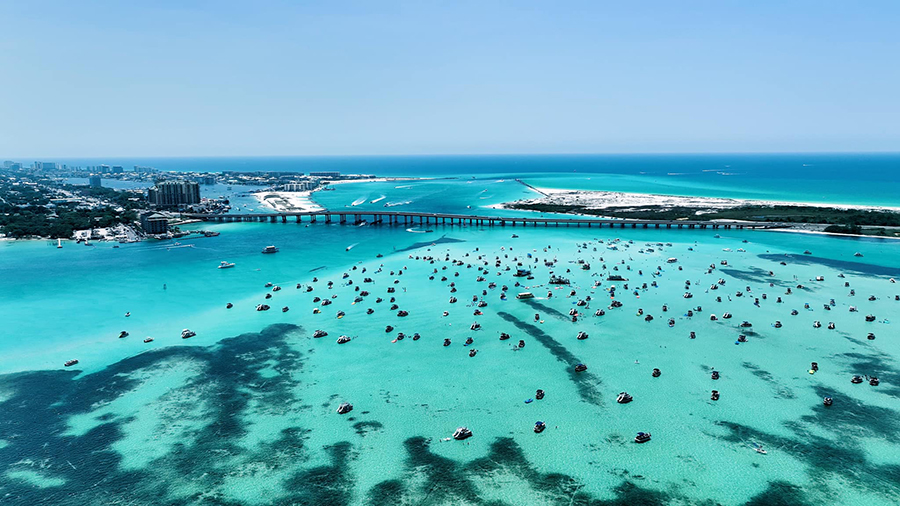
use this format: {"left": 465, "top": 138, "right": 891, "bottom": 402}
{"left": 499, "top": 186, "right": 900, "bottom": 238}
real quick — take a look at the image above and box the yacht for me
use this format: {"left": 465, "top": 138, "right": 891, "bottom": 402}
{"left": 261, "top": 245, "right": 279, "bottom": 254}
{"left": 453, "top": 427, "right": 473, "bottom": 440}
{"left": 218, "top": 261, "right": 235, "bottom": 269}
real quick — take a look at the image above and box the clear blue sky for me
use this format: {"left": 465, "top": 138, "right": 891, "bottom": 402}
{"left": 1, "top": 1, "right": 898, "bottom": 157}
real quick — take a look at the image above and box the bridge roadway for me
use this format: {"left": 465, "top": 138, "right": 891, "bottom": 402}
{"left": 183, "top": 211, "right": 783, "bottom": 230}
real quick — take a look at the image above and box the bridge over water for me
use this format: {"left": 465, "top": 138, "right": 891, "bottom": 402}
{"left": 183, "top": 211, "right": 784, "bottom": 230}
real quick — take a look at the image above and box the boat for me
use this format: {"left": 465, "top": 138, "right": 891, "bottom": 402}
{"left": 516, "top": 292, "right": 534, "bottom": 299}
{"left": 57, "top": 239, "right": 62, "bottom": 249}
{"left": 218, "top": 261, "right": 235, "bottom": 269}
{"left": 851, "top": 375, "right": 863, "bottom": 384}
{"left": 711, "top": 370, "right": 720, "bottom": 380}
{"left": 351, "top": 197, "right": 366, "bottom": 206}
{"left": 371, "top": 195, "right": 386, "bottom": 203}
{"left": 634, "top": 432, "right": 651, "bottom": 443}
{"left": 870, "top": 377, "right": 880, "bottom": 386}
{"left": 574, "top": 363, "right": 587, "bottom": 372}
{"left": 453, "top": 427, "right": 473, "bottom": 440}
{"left": 616, "top": 392, "right": 633, "bottom": 404}
{"left": 261, "top": 245, "right": 279, "bottom": 254}
{"left": 652, "top": 368, "right": 661, "bottom": 377}
{"left": 666, "top": 257, "right": 677, "bottom": 263}
{"left": 181, "top": 329, "right": 196, "bottom": 339}
{"left": 118, "top": 331, "right": 129, "bottom": 338}
{"left": 535, "top": 389, "right": 545, "bottom": 400}
{"left": 576, "top": 331, "right": 589, "bottom": 340}
{"left": 337, "top": 335, "right": 351, "bottom": 344}
{"left": 823, "top": 396, "right": 833, "bottom": 406}
{"left": 754, "top": 446, "right": 767, "bottom": 455}
{"left": 337, "top": 402, "right": 353, "bottom": 414}
{"left": 854, "top": 252, "right": 863, "bottom": 257}
{"left": 607, "top": 275, "right": 627, "bottom": 282}
{"left": 711, "top": 390, "right": 720, "bottom": 401}
{"left": 64, "top": 359, "right": 79, "bottom": 367}
{"left": 226, "top": 302, "right": 233, "bottom": 309}
{"left": 534, "top": 421, "right": 546, "bottom": 433}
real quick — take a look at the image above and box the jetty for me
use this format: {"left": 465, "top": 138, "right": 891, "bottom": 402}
{"left": 182, "top": 211, "right": 783, "bottom": 230}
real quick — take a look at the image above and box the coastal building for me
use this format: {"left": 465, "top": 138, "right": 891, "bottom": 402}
{"left": 89, "top": 175, "right": 102, "bottom": 188}
{"left": 140, "top": 212, "right": 169, "bottom": 234}
{"left": 283, "top": 181, "right": 319, "bottom": 191}
{"left": 309, "top": 171, "right": 340, "bottom": 178}
{"left": 148, "top": 181, "right": 201, "bottom": 208}
{"left": 112, "top": 166, "right": 124, "bottom": 174}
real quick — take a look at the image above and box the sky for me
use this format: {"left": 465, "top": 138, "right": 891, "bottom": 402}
{"left": 1, "top": 1, "right": 899, "bottom": 157}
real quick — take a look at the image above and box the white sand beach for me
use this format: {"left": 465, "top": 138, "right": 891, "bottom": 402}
{"left": 253, "top": 191, "right": 324, "bottom": 213}
{"left": 499, "top": 186, "right": 900, "bottom": 214}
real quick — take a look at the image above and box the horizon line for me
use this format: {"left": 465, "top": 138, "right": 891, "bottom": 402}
{"left": 5, "top": 150, "right": 900, "bottom": 161}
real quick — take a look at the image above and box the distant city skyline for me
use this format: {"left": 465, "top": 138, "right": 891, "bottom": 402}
{"left": 1, "top": 1, "right": 899, "bottom": 157}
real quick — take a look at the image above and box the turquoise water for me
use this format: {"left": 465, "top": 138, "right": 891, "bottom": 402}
{"left": 49, "top": 153, "right": 900, "bottom": 207}
{"left": 3, "top": 163, "right": 900, "bottom": 504}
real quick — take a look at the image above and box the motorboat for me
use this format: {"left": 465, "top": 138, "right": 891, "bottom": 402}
{"left": 870, "top": 377, "right": 880, "bottom": 386}
{"left": 181, "top": 329, "right": 196, "bottom": 339}
{"left": 574, "top": 363, "right": 587, "bottom": 372}
{"left": 535, "top": 389, "right": 545, "bottom": 400}
{"left": 64, "top": 359, "right": 79, "bottom": 367}
{"left": 397, "top": 310, "right": 409, "bottom": 317}
{"left": 652, "top": 368, "right": 661, "bottom": 378}
{"left": 634, "top": 432, "right": 651, "bottom": 443}
{"left": 823, "top": 396, "right": 833, "bottom": 406}
{"left": 282, "top": 306, "right": 289, "bottom": 312}
{"left": 226, "top": 303, "right": 233, "bottom": 309}
{"left": 576, "top": 331, "right": 589, "bottom": 340}
{"left": 739, "top": 321, "right": 752, "bottom": 328}
{"left": 499, "top": 332, "right": 510, "bottom": 340}
{"left": 337, "top": 402, "right": 353, "bottom": 414}
{"left": 443, "top": 338, "right": 452, "bottom": 346}
{"left": 256, "top": 304, "right": 270, "bottom": 311}
{"left": 118, "top": 331, "right": 129, "bottom": 339}
{"left": 337, "top": 335, "right": 351, "bottom": 344}
{"left": 711, "top": 370, "right": 720, "bottom": 380}
{"left": 218, "top": 261, "right": 235, "bottom": 269}
{"left": 534, "top": 421, "right": 546, "bottom": 433}
{"left": 261, "top": 245, "right": 279, "bottom": 254}
{"left": 469, "top": 349, "right": 478, "bottom": 357}
{"left": 711, "top": 390, "right": 720, "bottom": 401}
{"left": 453, "top": 427, "right": 473, "bottom": 440}
{"left": 617, "top": 392, "right": 633, "bottom": 404}
{"left": 851, "top": 375, "right": 863, "bottom": 384}
{"left": 143, "top": 337, "right": 154, "bottom": 343}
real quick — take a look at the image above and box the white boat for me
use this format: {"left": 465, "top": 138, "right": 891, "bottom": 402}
{"left": 516, "top": 292, "right": 534, "bottom": 299}
{"left": 57, "top": 239, "right": 62, "bottom": 249}
{"left": 218, "top": 261, "right": 235, "bottom": 269}
{"left": 351, "top": 197, "right": 366, "bottom": 206}
{"left": 261, "top": 245, "right": 279, "bottom": 254}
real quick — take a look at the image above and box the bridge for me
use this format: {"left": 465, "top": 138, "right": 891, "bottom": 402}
{"left": 182, "top": 210, "right": 784, "bottom": 230}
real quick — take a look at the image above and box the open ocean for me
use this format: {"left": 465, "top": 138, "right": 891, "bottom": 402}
{"left": 2, "top": 155, "right": 900, "bottom": 505}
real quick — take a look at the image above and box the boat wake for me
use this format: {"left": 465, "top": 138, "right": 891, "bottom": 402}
{"left": 384, "top": 201, "right": 412, "bottom": 207}
{"left": 371, "top": 195, "right": 386, "bottom": 203}
{"left": 351, "top": 197, "right": 367, "bottom": 206}
{"left": 345, "top": 242, "right": 359, "bottom": 251}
